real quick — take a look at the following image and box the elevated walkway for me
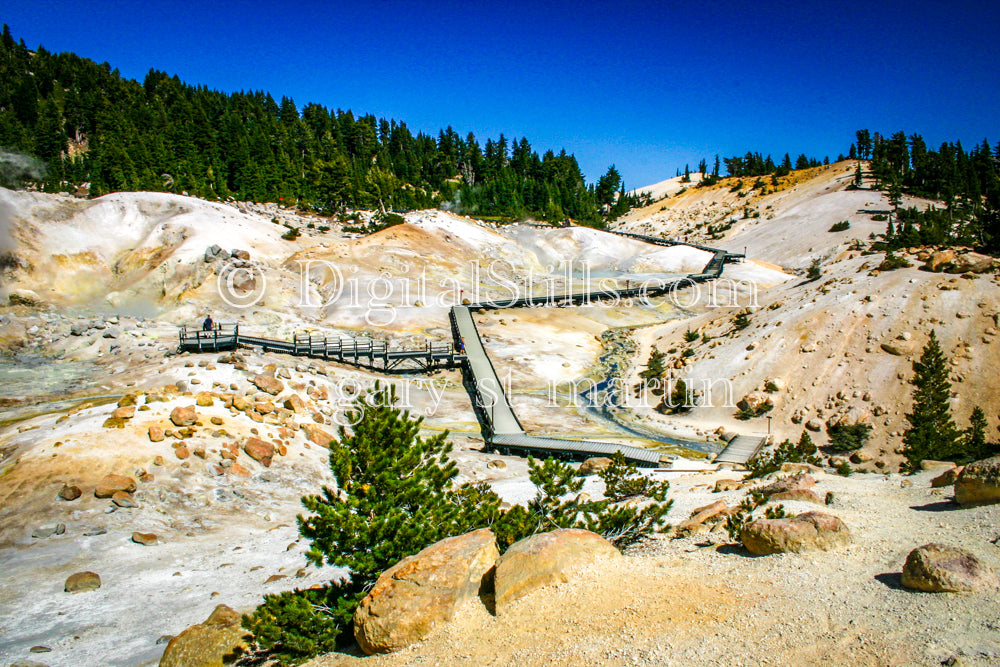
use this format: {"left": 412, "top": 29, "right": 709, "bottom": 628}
{"left": 715, "top": 435, "right": 768, "bottom": 468}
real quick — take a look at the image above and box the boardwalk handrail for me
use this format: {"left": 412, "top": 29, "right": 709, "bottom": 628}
{"left": 178, "top": 228, "right": 753, "bottom": 467}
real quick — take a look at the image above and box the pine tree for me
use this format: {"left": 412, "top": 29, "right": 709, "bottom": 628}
{"left": 902, "top": 331, "right": 961, "bottom": 470}
{"left": 963, "top": 406, "right": 997, "bottom": 461}
{"left": 245, "top": 382, "right": 501, "bottom": 662}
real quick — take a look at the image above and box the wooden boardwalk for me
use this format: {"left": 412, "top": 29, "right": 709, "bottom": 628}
{"left": 714, "top": 435, "right": 769, "bottom": 468}
{"left": 180, "top": 229, "right": 758, "bottom": 469}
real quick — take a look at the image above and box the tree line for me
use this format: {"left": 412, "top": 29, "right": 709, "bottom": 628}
{"left": 0, "top": 25, "right": 631, "bottom": 226}
{"left": 852, "top": 128, "right": 1000, "bottom": 255}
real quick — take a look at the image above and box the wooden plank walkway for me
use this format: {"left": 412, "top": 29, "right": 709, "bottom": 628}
{"left": 715, "top": 435, "right": 768, "bottom": 468}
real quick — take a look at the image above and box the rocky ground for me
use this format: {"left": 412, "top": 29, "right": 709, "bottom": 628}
{"left": 306, "top": 467, "right": 1000, "bottom": 667}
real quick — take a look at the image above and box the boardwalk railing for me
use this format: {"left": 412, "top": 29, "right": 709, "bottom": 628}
{"left": 178, "top": 230, "right": 755, "bottom": 468}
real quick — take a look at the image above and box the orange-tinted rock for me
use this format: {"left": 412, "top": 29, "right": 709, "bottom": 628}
{"left": 65, "top": 571, "right": 101, "bottom": 593}
{"left": 148, "top": 426, "right": 165, "bottom": 442}
{"left": 252, "top": 375, "right": 284, "bottom": 396}
{"left": 132, "top": 532, "right": 157, "bottom": 545}
{"left": 283, "top": 395, "right": 307, "bottom": 413}
{"left": 243, "top": 437, "right": 274, "bottom": 466}
{"left": 229, "top": 463, "right": 251, "bottom": 478}
{"left": 95, "top": 474, "right": 136, "bottom": 498}
{"left": 59, "top": 485, "right": 82, "bottom": 501}
{"left": 159, "top": 604, "right": 251, "bottom": 667}
{"left": 175, "top": 445, "right": 191, "bottom": 460}
{"left": 301, "top": 423, "right": 335, "bottom": 448}
{"left": 170, "top": 405, "right": 197, "bottom": 427}
{"left": 112, "top": 405, "right": 136, "bottom": 419}
{"left": 741, "top": 511, "right": 852, "bottom": 555}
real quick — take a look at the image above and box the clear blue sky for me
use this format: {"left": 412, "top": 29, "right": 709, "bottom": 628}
{"left": 4, "top": 0, "right": 999, "bottom": 188}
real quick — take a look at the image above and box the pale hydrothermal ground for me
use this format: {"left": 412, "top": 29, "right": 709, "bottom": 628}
{"left": 0, "top": 160, "right": 998, "bottom": 665}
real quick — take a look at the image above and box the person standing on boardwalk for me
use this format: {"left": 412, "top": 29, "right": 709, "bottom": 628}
{"left": 202, "top": 314, "right": 214, "bottom": 331}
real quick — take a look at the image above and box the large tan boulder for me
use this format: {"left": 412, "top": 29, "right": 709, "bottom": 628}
{"left": 901, "top": 544, "right": 998, "bottom": 593}
{"left": 353, "top": 528, "right": 498, "bottom": 654}
{"left": 494, "top": 529, "right": 621, "bottom": 614}
{"left": 955, "top": 456, "right": 1000, "bottom": 506}
{"left": 931, "top": 466, "right": 963, "bottom": 488}
{"left": 741, "top": 511, "right": 852, "bottom": 555}
{"left": 737, "top": 391, "right": 773, "bottom": 413}
{"left": 158, "top": 604, "right": 251, "bottom": 667}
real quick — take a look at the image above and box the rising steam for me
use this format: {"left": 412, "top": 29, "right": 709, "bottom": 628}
{"left": 0, "top": 150, "right": 46, "bottom": 189}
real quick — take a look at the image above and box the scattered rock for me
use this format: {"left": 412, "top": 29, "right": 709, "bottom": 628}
{"left": 741, "top": 511, "right": 852, "bottom": 555}
{"left": 149, "top": 426, "right": 165, "bottom": 442}
{"left": 243, "top": 437, "right": 275, "bottom": 466}
{"left": 780, "top": 462, "right": 823, "bottom": 475}
{"left": 713, "top": 479, "right": 742, "bottom": 492}
{"left": 159, "top": 604, "right": 252, "bottom": 667}
{"left": 764, "top": 378, "right": 785, "bottom": 393}
{"left": 955, "top": 456, "right": 1000, "bottom": 506}
{"left": 58, "top": 485, "right": 82, "bottom": 501}
{"left": 175, "top": 445, "right": 191, "bottom": 460}
{"left": 494, "top": 529, "right": 621, "bottom": 614}
{"left": 65, "top": 571, "right": 101, "bottom": 593}
{"left": 301, "top": 423, "right": 335, "bottom": 447}
{"left": 32, "top": 523, "right": 66, "bottom": 539}
{"left": 881, "top": 341, "right": 916, "bottom": 357}
{"left": 170, "top": 405, "right": 198, "bottom": 427}
{"left": 901, "top": 543, "right": 998, "bottom": 593}
{"left": 353, "top": 528, "right": 499, "bottom": 654}
{"left": 132, "top": 532, "right": 158, "bottom": 546}
{"left": 675, "top": 500, "right": 729, "bottom": 536}
{"left": 112, "top": 491, "right": 138, "bottom": 508}
{"left": 805, "top": 418, "right": 823, "bottom": 432}
{"left": 737, "top": 391, "right": 773, "bottom": 413}
{"left": 252, "top": 375, "right": 284, "bottom": 396}
{"left": 282, "top": 394, "right": 306, "bottom": 413}
{"left": 924, "top": 249, "right": 955, "bottom": 272}
{"left": 486, "top": 459, "right": 506, "bottom": 469}
{"left": 578, "top": 457, "right": 612, "bottom": 476}
{"left": 195, "top": 392, "right": 215, "bottom": 407}
{"left": 931, "top": 467, "right": 964, "bottom": 488}
{"left": 769, "top": 488, "right": 825, "bottom": 504}
{"left": 95, "top": 474, "right": 136, "bottom": 498}
{"left": 755, "top": 472, "right": 816, "bottom": 499}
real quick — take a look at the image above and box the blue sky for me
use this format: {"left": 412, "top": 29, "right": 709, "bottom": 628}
{"left": 5, "top": 0, "right": 999, "bottom": 188}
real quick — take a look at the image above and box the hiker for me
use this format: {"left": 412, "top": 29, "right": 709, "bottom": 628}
{"left": 202, "top": 314, "right": 214, "bottom": 331}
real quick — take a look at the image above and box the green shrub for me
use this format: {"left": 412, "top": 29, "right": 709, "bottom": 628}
{"left": 826, "top": 422, "right": 872, "bottom": 452}
{"left": 282, "top": 227, "right": 301, "bottom": 240}
{"left": 683, "top": 329, "right": 699, "bottom": 342}
{"left": 878, "top": 251, "right": 912, "bottom": 271}
{"left": 829, "top": 221, "right": 851, "bottom": 232}
{"left": 836, "top": 460, "right": 853, "bottom": 476}
{"left": 745, "top": 431, "right": 821, "bottom": 479}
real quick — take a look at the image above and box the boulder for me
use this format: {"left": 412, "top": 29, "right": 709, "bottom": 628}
{"left": 148, "top": 426, "right": 165, "bottom": 442}
{"left": 65, "top": 571, "right": 101, "bottom": 593}
{"left": 755, "top": 472, "right": 816, "bottom": 499}
{"left": 924, "top": 249, "right": 955, "bottom": 272}
{"left": 195, "top": 392, "right": 215, "bottom": 407}
{"left": 230, "top": 249, "right": 251, "bottom": 261}
{"left": 282, "top": 394, "right": 306, "bottom": 413}
{"left": 242, "top": 437, "right": 275, "bottom": 466}
{"left": 741, "top": 511, "right": 852, "bottom": 555}
{"left": 112, "top": 406, "right": 136, "bottom": 420}
{"left": 764, "top": 378, "right": 785, "bottom": 393}
{"left": 713, "top": 478, "right": 742, "bottom": 492}
{"left": 780, "top": 462, "right": 823, "bottom": 475}
{"left": 946, "top": 251, "right": 996, "bottom": 274}
{"left": 805, "top": 418, "right": 823, "bottom": 432}
{"left": 921, "top": 459, "right": 958, "bottom": 471}
{"left": 675, "top": 500, "right": 728, "bottom": 537}
{"left": 301, "top": 423, "right": 335, "bottom": 447}
{"left": 881, "top": 341, "right": 917, "bottom": 357}
{"left": 58, "top": 485, "right": 82, "bottom": 501}
{"left": 8, "top": 288, "right": 43, "bottom": 307}
{"left": 578, "top": 457, "right": 612, "bottom": 476}
{"left": 170, "top": 405, "right": 197, "bottom": 427}
{"left": 95, "top": 474, "right": 136, "bottom": 498}
{"left": 955, "top": 456, "right": 1000, "bottom": 506}
{"left": 931, "top": 466, "right": 964, "bottom": 488}
{"left": 494, "top": 529, "right": 621, "bottom": 614}
{"left": 769, "top": 489, "right": 825, "bottom": 504}
{"left": 132, "top": 532, "right": 158, "bottom": 546}
{"left": 737, "top": 391, "right": 772, "bottom": 413}
{"left": 159, "top": 604, "right": 252, "bottom": 667}
{"left": 112, "top": 491, "right": 138, "bottom": 508}
{"left": 353, "top": 528, "right": 498, "bottom": 654}
{"left": 901, "top": 543, "right": 998, "bottom": 593}
{"left": 252, "top": 375, "right": 284, "bottom": 396}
